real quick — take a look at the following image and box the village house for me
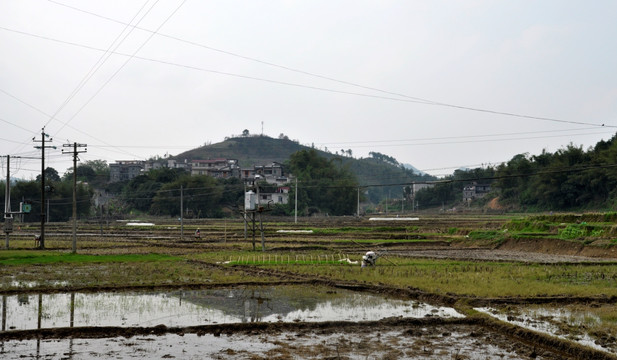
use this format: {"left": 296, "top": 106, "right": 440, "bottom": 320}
{"left": 111, "top": 159, "right": 292, "bottom": 204}
{"left": 256, "top": 186, "right": 290, "bottom": 205}
{"left": 109, "top": 160, "right": 145, "bottom": 182}
{"left": 241, "top": 162, "right": 289, "bottom": 186}
{"left": 167, "top": 159, "right": 190, "bottom": 171}
{"left": 190, "top": 159, "right": 239, "bottom": 178}
{"left": 463, "top": 182, "right": 491, "bottom": 203}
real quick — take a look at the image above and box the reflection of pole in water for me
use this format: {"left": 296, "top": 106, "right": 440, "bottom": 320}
{"left": 68, "top": 338, "right": 74, "bottom": 360}
{"left": 243, "top": 299, "right": 250, "bottom": 323}
{"left": 70, "top": 292, "right": 75, "bottom": 328}
{"left": 1, "top": 295, "right": 4, "bottom": 353}
{"left": 69, "top": 293, "right": 75, "bottom": 360}
{"left": 2, "top": 295, "right": 6, "bottom": 331}
{"left": 37, "top": 294, "right": 42, "bottom": 358}
{"left": 37, "top": 293, "right": 42, "bottom": 329}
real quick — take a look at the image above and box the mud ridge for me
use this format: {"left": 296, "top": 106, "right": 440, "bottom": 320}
{"left": 0, "top": 317, "right": 478, "bottom": 341}
{"left": 477, "top": 315, "right": 617, "bottom": 360}
{"left": 1, "top": 317, "right": 614, "bottom": 360}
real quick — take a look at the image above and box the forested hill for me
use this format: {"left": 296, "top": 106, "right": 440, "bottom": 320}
{"left": 415, "top": 132, "right": 617, "bottom": 211}
{"left": 174, "top": 136, "right": 306, "bottom": 168}
{"left": 173, "top": 136, "right": 435, "bottom": 201}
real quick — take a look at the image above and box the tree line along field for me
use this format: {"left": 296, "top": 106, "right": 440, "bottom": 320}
{"left": 1, "top": 213, "right": 617, "bottom": 359}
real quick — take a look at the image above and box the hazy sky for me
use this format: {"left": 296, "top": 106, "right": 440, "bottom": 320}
{"left": 1, "top": 0, "right": 616, "bottom": 179}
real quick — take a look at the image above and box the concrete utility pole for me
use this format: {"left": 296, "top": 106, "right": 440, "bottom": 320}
{"left": 180, "top": 185, "right": 184, "bottom": 240}
{"left": 33, "top": 128, "right": 55, "bottom": 249}
{"left": 357, "top": 187, "right": 360, "bottom": 217}
{"left": 4, "top": 155, "right": 10, "bottom": 249}
{"left": 294, "top": 178, "right": 298, "bottom": 224}
{"left": 62, "top": 142, "right": 87, "bottom": 253}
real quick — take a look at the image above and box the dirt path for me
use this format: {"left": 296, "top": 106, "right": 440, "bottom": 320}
{"left": 387, "top": 248, "right": 617, "bottom": 263}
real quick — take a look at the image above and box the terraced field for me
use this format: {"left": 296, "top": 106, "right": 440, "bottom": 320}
{"left": 1, "top": 213, "right": 616, "bottom": 359}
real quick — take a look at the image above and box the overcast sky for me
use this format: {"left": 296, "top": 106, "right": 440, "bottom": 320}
{"left": 1, "top": 0, "right": 616, "bottom": 179}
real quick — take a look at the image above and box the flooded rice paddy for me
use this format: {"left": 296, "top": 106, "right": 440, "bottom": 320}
{"left": 0, "top": 285, "right": 463, "bottom": 331}
{"left": 476, "top": 304, "right": 617, "bottom": 355}
{"left": 0, "top": 327, "right": 558, "bottom": 360}
{"left": 0, "top": 285, "right": 584, "bottom": 359}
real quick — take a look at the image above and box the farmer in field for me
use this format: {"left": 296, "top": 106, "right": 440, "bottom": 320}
{"left": 195, "top": 228, "right": 201, "bottom": 239}
{"left": 361, "top": 251, "right": 378, "bottom": 268}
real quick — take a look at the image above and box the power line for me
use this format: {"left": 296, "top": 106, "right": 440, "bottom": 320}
{"left": 52, "top": 0, "right": 188, "bottom": 135}
{"left": 317, "top": 127, "right": 607, "bottom": 146}
{"left": 45, "top": 0, "right": 614, "bottom": 129}
{"left": 0, "top": 2, "right": 186, "bottom": 158}
{"left": 334, "top": 130, "right": 614, "bottom": 149}
{"left": 1, "top": 24, "right": 612, "bottom": 129}
{"left": 0, "top": 87, "right": 144, "bottom": 160}
{"left": 42, "top": 0, "right": 156, "bottom": 130}
{"left": 0, "top": 116, "right": 35, "bottom": 134}
{"left": 350, "top": 162, "right": 617, "bottom": 189}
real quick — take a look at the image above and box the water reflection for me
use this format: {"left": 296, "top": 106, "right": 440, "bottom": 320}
{"left": 0, "top": 286, "right": 463, "bottom": 331}
{"left": 475, "top": 306, "right": 614, "bottom": 354}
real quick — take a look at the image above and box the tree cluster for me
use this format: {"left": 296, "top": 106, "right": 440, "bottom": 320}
{"left": 369, "top": 151, "right": 399, "bottom": 166}
{"left": 414, "top": 133, "right": 617, "bottom": 211}
{"left": 413, "top": 167, "right": 496, "bottom": 209}
{"left": 286, "top": 149, "right": 360, "bottom": 216}
{"left": 1, "top": 166, "right": 93, "bottom": 222}
{"left": 114, "top": 168, "right": 244, "bottom": 218}
{"left": 493, "top": 138, "right": 617, "bottom": 210}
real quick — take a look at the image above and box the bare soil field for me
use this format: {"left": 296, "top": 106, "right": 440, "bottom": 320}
{"left": 1, "top": 214, "right": 617, "bottom": 359}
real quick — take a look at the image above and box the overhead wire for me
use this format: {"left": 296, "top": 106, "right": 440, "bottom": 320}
{"left": 0, "top": 86, "right": 143, "bottom": 159}
{"left": 317, "top": 127, "right": 607, "bottom": 146}
{"left": 0, "top": 24, "right": 612, "bottom": 130}
{"left": 51, "top": 0, "right": 190, "bottom": 136}
{"left": 45, "top": 0, "right": 613, "bottom": 129}
{"left": 332, "top": 130, "right": 614, "bottom": 149}
{"left": 42, "top": 0, "right": 156, "bottom": 130}
{"left": 1, "top": 0, "right": 185, "bottom": 163}
{"left": 1, "top": 2, "right": 613, "bottom": 181}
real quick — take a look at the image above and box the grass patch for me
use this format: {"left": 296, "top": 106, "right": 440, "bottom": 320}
{"left": 0, "top": 255, "right": 269, "bottom": 290}
{"left": 558, "top": 224, "right": 604, "bottom": 240}
{"left": 263, "top": 259, "right": 617, "bottom": 298}
{"left": 466, "top": 230, "right": 508, "bottom": 244}
{"left": 0, "top": 252, "right": 179, "bottom": 266}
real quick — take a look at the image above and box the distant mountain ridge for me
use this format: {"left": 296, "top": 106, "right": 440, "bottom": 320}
{"left": 401, "top": 163, "right": 426, "bottom": 175}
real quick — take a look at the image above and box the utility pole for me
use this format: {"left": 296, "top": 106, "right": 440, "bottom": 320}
{"left": 33, "top": 128, "right": 55, "bottom": 249}
{"left": 357, "top": 187, "right": 360, "bottom": 217}
{"left": 62, "top": 142, "right": 87, "bottom": 253}
{"left": 180, "top": 185, "right": 184, "bottom": 240}
{"left": 3, "top": 155, "right": 30, "bottom": 249}
{"left": 294, "top": 178, "right": 298, "bottom": 224}
{"left": 386, "top": 191, "right": 389, "bottom": 215}
{"left": 4, "top": 155, "right": 11, "bottom": 249}
{"left": 243, "top": 183, "right": 247, "bottom": 240}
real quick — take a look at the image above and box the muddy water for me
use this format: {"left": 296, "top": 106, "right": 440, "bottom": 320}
{"left": 476, "top": 306, "right": 617, "bottom": 355}
{"left": 0, "top": 285, "right": 463, "bottom": 331}
{"left": 0, "top": 327, "right": 559, "bottom": 360}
